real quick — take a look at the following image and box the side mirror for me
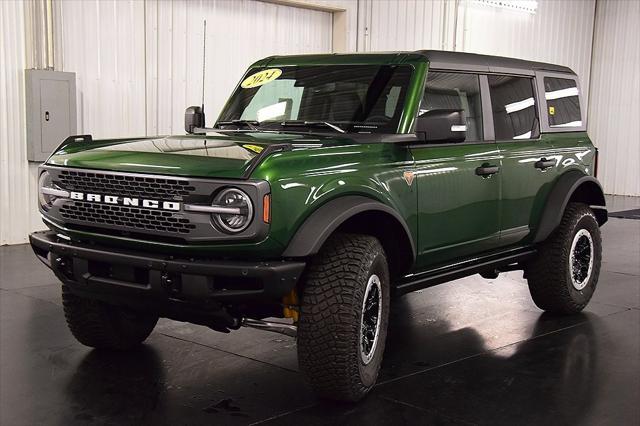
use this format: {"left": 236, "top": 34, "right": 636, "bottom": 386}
{"left": 415, "top": 109, "right": 466, "bottom": 143}
{"left": 185, "top": 106, "right": 205, "bottom": 134}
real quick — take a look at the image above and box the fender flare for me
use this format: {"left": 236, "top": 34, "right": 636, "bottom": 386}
{"left": 534, "top": 170, "right": 607, "bottom": 243}
{"left": 282, "top": 195, "right": 416, "bottom": 261}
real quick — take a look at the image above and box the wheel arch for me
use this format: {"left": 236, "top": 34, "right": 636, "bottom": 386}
{"left": 534, "top": 170, "right": 607, "bottom": 243}
{"left": 282, "top": 195, "right": 416, "bottom": 277}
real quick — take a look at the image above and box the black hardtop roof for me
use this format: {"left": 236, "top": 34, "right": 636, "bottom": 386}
{"left": 255, "top": 50, "right": 575, "bottom": 76}
{"left": 415, "top": 50, "right": 575, "bottom": 75}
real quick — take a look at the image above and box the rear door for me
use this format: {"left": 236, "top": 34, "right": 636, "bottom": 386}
{"left": 488, "top": 74, "right": 559, "bottom": 246}
{"left": 411, "top": 71, "right": 501, "bottom": 269}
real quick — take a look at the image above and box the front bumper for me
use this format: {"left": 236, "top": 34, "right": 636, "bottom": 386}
{"left": 30, "top": 231, "right": 305, "bottom": 328}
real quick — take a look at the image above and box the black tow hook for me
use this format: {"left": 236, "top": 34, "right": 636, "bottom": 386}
{"left": 161, "top": 272, "right": 182, "bottom": 295}
{"left": 54, "top": 256, "right": 74, "bottom": 280}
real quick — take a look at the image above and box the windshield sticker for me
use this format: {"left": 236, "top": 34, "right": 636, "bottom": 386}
{"left": 243, "top": 144, "right": 264, "bottom": 154}
{"left": 241, "top": 69, "right": 283, "bottom": 89}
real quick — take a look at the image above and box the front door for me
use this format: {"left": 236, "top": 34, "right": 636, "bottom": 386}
{"left": 411, "top": 71, "right": 501, "bottom": 269}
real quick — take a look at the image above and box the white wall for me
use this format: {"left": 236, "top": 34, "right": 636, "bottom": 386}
{"left": 56, "top": 0, "right": 147, "bottom": 138}
{"left": 145, "top": 0, "right": 332, "bottom": 135}
{"left": 314, "top": 0, "right": 359, "bottom": 51}
{"left": 58, "top": 0, "right": 333, "bottom": 138}
{"left": 358, "top": 0, "right": 454, "bottom": 52}
{"left": 588, "top": 0, "right": 640, "bottom": 196}
{"left": 0, "top": 1, "right": 44, "bottom": 246}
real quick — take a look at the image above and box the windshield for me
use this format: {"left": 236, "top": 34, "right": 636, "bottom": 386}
{"left": 217, "top": 65, "right": 413, "bottom": 134}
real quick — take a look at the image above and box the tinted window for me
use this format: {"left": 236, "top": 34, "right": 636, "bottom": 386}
{"left": 219, "top": 65, "right": 412, "bottom": 133}
{"left": 544, "top": 77, "right": 582, "bottom": 128}
{"left": 488, "top": 75, "right": 540, "bottom": 140}
{"left": 421, "top": 72, "right": 483, "bottom": 141}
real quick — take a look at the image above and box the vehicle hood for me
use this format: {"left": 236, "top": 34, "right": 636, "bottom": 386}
{"left": 46, "top": 132, "right": 354, "bottom": 179}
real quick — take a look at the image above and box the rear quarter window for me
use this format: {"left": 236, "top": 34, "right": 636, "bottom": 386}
{"left": 544, "top": 77, "right": 582, "bottom": 128}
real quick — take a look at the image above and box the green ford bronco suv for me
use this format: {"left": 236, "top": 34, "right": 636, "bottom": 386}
{"left": 31, "top": 50, "right": 607, "bottom": 401}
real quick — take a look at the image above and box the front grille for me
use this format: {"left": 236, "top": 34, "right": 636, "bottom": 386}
{"left": 58, "top": 169, "right": 196, "bottom": 199}
{"left": 60, "top": 202, "right": 196, "bottom": 234}
{"left": 43, "top": 166, "right": 269, "bottom": 243}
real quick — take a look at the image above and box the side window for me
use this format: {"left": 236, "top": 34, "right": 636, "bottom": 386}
{"left": 544, "top": 77, "right": 582, "bottom": 128}
{"left": 488, "top": 75, "right": 540, "bottom": 140}
{"left": 421, "top": 72, "right": 483, "bottom": 142}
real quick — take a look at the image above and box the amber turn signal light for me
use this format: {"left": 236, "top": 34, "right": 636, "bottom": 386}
{"left": 263, "top": 194, "right": 271, "bottom": 223}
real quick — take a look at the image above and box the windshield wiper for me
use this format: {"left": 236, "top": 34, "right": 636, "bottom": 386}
{"left": 216, "top": 120, "right": 259, "bottom": 131}
{"left": 276, "top": 120, "right": 346, "bottom": 134}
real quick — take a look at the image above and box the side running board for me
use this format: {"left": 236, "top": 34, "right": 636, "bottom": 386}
{"left": 395, "top": 247, "right": 536, "bottom": 295}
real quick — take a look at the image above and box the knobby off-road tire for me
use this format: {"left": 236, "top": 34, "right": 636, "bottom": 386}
{"left": 526, "top": 202, "right": 602, "bottom": 314}
{"left": 62, "top": 286, "right": 158, "bottom": 350}
{"left": 297, "top": 233, "right": 390, "bottom": 402}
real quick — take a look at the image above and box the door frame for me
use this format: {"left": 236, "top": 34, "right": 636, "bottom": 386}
{"left": 410, "top": 69, "right": 503, "bottom": 267}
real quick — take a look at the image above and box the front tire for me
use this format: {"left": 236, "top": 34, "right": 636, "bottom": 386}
{"left": 526, "top": 203, "right": 602, "bottom": 314}
{"left": 297, "top": 234, "right": 390, "bottom": 402}
{"left": 62, "top": 286, "right": 158, "bottom": 350}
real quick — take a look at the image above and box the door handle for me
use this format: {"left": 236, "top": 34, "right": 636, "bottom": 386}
{"left": 475, "top": 165, "right": 500, "bottom": 176}
{"left": 534, "top": 158, "right": 555, "bottom": 170}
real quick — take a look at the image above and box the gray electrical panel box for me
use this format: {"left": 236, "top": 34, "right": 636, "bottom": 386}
{"left": 25, "top": 70, "right": 77, "bottom": 162}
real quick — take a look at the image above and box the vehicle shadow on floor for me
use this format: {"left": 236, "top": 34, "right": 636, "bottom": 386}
{"left": 297, "top": 298, "right": 602, "bottom": 425}
{"left": 58, "top": 299, "right": 603, "bottom": 425}
{"left": 63, "top": 345, "right": 166, "bottom": 424}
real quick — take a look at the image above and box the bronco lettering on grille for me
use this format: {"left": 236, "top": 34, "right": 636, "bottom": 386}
{"left": 69, "top": 191, "right": 180, "bottom": 211}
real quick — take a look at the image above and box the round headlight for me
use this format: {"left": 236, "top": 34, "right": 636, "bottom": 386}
{"left": 38, "top": 171, "right": 55, "bottom": 209}
{"left": 212, "top": 188, "right": 253, "bottom": 233}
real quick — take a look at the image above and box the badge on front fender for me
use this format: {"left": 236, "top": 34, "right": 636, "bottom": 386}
{"left": 403, "top": 171, "right": 415, "bottom": 187}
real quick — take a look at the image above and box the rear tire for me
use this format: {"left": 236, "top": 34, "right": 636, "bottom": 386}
{"left": 297, "top": 233, "right": 390, "bottom": 402}
{"left": 62, "top": 286, "right": 158, "bottom": 350}
{"left": 526, "top": 203, "right": 602, "bottom": 314}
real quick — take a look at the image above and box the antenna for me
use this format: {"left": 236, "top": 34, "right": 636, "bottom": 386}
{"left": 201, "top": 19, "right": 207, "bottom": 121}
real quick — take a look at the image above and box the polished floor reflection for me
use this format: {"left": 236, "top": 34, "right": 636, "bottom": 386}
{"left": 1, "top": 208, "right": 638, "bottom": 425}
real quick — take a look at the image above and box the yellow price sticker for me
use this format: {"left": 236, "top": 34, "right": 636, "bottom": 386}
{"left": 243, "top": 144, "right": 264, "bottom": 154}
{"left": 549, "top": 106, "right": 555, "bottom": 115}
{"left": 241, "top": 69, "right": 283, "bottom": 89}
